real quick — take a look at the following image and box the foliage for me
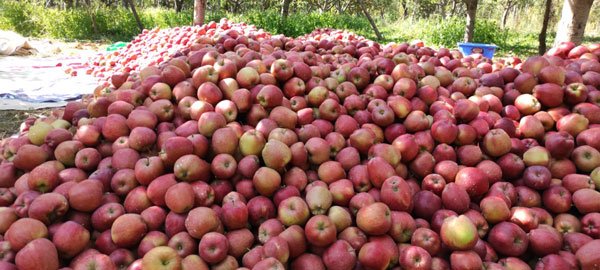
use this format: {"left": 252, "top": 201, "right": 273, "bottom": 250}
{"left": 0, "top": 2, "right": 370, "bottom": 41}
{"left": 0, "top": 0, "right": 222, "bottom": 41}
{"left": 418, "top": 17, "right": 510, "bottom": 48}
{"left": 230, "top": 9, "right": 372, "bottom": 38}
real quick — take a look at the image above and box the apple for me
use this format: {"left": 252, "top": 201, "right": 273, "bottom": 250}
{"left": 263, "top": 236, "right": 289, "bottom": 264}
{"left": 358, "top": 240, "right": 392, "bottom": 270}
{"left": 557, "top": 113, "right": 589, "bottom": 137}
{"left": 253, "top": 167, "right": 281, "bottom": 197}
{"left": 198, "top": 232, "right": 228, "bottom": 264}
{"left": 454, "top": 167, "right": 489, "bottom": 198}
{"left": 111, "top": 214, "right": 147, "bottom": 248}
{"left": 5, "top": 218, "right": 48, "bottom": 251}
{"left": 252, "top": 257, "right": 285, "bottom": 270}
{"left": 411, "top": 227, "right": 441, "bottom": 256}
{"left": 110, "top": 169, "right": 137, "bottom": 196}
{"left": 53, "top": 221, "right": 90, "bottom": 259}
{"left": 536, "top": 254, "right": 572, "bottom": 270}
{"left": 440, "top": 215, "right": 478, "bottom": 251}
{"left": 15, "top": 238, "right": 59, "bottom": 270}
{"left": 576, "top": 240, "right": 600, "bottom": 270}
{"left": 449, "top": 250, "right": 482, "bottom": 270}
{"left": 141, "top": 246, "right": 181, "bottom": 270}
{"left": 28, "top": 193, "right": 68, "bottom": 225}
{"left": 487, "top": 221, "right": 528, "bottom": 257}
{"left": 13, "top": 191, "right": 41, "bottom": 218}
{"left": 165, "top": 182, "right": 195, "bottom": 214}
{"left": 572, "top": 145, "right": 600, "bottom": 173}
{"left": 479, "top": 196, "right": 510, "bottom": 224}
{"left": 185, "top": 207, "right": 219, "bottom": 239}
{"left": 109, "top": 248, "right": 135, "bottom": 269}
{"left": 380, "top": 176, "right": 413, "bottom": 211}
{"left": 71, "top": 251, "right": 116, "bottom": 269}
{"left": 0, "top": 207, "right": 17, "bottom": 234}
{"left": 225, "top": 229, "right": 253, "bottom": 259}
{"left": 573, "top": 188, "right": 600, "bottom": 214}
{"left": 305, "top": 185, "right": 332, "bottom": 215}
{"left": 111, "top": 148, "right": 139, "bottom": 170}
{"left": 221, "top": 197, "right": 248, "bottom": 230}
{"left": 399, "top": 245, "right": 432, "bottom": 270}
{"left": 304, "top": 215, "right": 336, "bottom": 247}
{"left": 532, "top": 83, "right": 564, "bottom": 108}
{"left": 528, "top": 225, "right": 563, "bottom": 256}
{"left": 321, "top": 239, "right": 355, "bottom": 270}
{"left": 257, "top": 85, "right": 284, "bottom": 108}
{"left": 523, "top": 165, "right": 552, "bottom": 190}
{"left": 262, "top": 139, "right": 292, "bottom": 170}
{"left": 69, "top": 179, "right": 103, "bottom": 212}
{"left": 413, "top": 190, "right": 442, "bottom": 220}
{"left": 542, "top": 185, "right": 572, "bottom": 214}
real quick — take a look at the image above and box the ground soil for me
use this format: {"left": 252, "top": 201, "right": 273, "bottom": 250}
{"left": 0, "top": 109, "right": 54, "bottom": 139}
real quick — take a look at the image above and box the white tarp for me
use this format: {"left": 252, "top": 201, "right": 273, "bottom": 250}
{"left": 0, "top": 55, "right": 99, "bottom": 109}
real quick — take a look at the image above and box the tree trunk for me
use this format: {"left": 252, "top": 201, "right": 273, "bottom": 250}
{"left": 281, "top": 0, "right": 291, "bottom": 19}
{"left": 82, "top": 0, "right": 99, "bottom": 36}
{"left": 193, "top": 0, "right": 206, "bottom": 26}
{"left": 512, "top": 5, "right": 518, "bottom": 23}
{"left": 357, "top": 0, "right": 383, "bottom": 40}
{"left": 233, "top": 0, "right": 240, "bottom": 13}
{"left": 174, "top": 0, "right": 182, "bottom": 12}
{"left": 554, "top": 0, "right": 595, "bottom": 46}
{"left": 127, "top": 0, "right": 144, "bottom": 33}
{"left": 463, "top": 0, "right": 478, "bottom": 42}
{"left": 539, "top": 0, "right": 552, "bottom": 55}
{"left": 439, "top": 0, "right": 448, "bottom": 18}
{"left": 450, "top": 0, "right": 457, "bottom": 17}
{"left": 501, "top": 0, "right": 512, "bottom": 29}
{"left": 402, "top": 0, "right": 409, "bottom": 18}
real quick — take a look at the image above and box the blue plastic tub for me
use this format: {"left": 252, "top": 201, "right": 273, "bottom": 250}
{"left": 458, "top": 43, "right": 498, "bottom": 59}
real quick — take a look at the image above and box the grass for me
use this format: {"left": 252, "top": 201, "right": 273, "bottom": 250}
{"left": 0, "top": 109, "right": 54, "bottom": 139}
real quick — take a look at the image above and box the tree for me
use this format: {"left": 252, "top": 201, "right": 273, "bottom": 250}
{"left": 173, "top": 0, "right": 183, "bottom": 12}
{"left": 193, "top": 0, "right": 206, "bottom": 26}
{"left": 501, "top": 0, "right": 515, "bottom": 29}
{"left": 82, "top": 0, "right": 99, "bottom": 36}
{"left": 539, "top": 0, "right": 552, "bottom": 55}
{"left": 401, "top": 0, "right": 409, "bottom": 18}
{"left": 127, "top": 0, "right": 144, "bottom": 33}
{"left": 554, "top": 0, "right": 595, "bottom": 46}
{"left": 463, "top": 0, "right": 479, "bottom": 42}
{"left": 281, "top": 0, "right": 292, "bottom": 19}
{"left": 357, "top": 0, "right": 383, "bottom": 40}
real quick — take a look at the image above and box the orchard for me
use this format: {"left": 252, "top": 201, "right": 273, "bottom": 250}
{"left": 2, "top": 18, "right": 600, "bottom": 270}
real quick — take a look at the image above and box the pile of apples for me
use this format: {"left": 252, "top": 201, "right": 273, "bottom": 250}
{"left": 2, "top": 19, "right": 600, "bottom": 270}
{"left": 298, "top": 28, "right": 370, "bottom": 42}
{"left": 546, "top": 42, "right": 600, "bottom": 60}
{"left": 86, "top": 19, "right": 271, "bottom": 79}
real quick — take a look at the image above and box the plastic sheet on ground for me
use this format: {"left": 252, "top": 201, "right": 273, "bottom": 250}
{"left": 0, "top": 55, "right": 98, "bottom": 110}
